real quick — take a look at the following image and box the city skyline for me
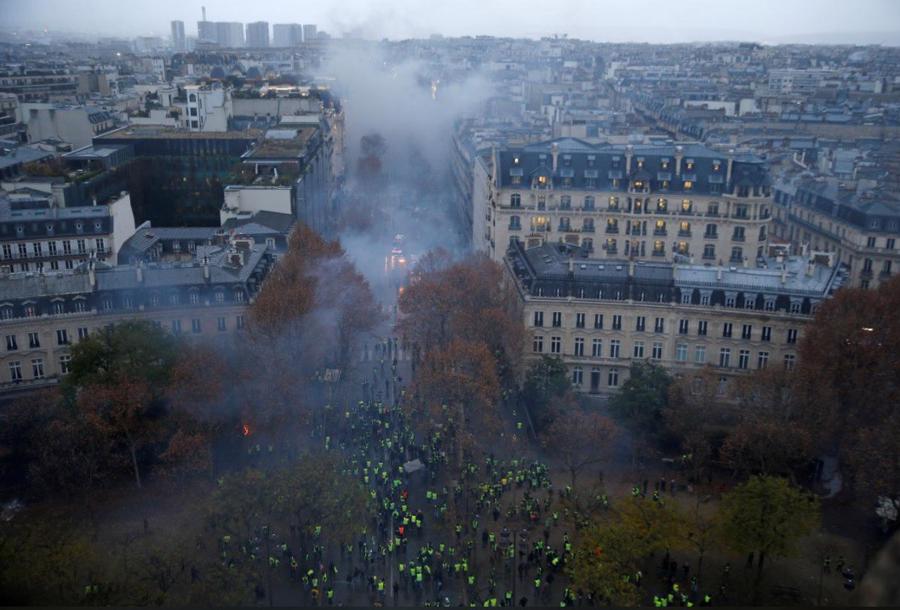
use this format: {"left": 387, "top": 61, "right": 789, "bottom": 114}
{"left": 4, "top": 0, "right": 900, "bottom": 45}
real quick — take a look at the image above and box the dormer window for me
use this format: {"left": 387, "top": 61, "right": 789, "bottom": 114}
{"left": 636, "top": 158, "right": 644, "bottom": 169}
{"left": 75, "top": 222, "right": 83, "bottom": 234}
{"left": 660, "top": 159, "right": 670, "bottom": 170}
{"left": 46, "top": 224, "right": 55, "bottom": 235}
{"left": 513, "top": 156, "right": 520, "bottom": 165}
{"left": 712, "top": 160, "right": 722, "bottom": 172}
{"left": 683, "top": 180, "right": 693, "bottom": 191}
{"left": 94, "top": 222, "right": 102, "bottom": 232}
{"left": 538, "top": 175, "right": 547, "bottom": 185}
{"left": 685, "top": 160, "right": 695, "bottom": 171}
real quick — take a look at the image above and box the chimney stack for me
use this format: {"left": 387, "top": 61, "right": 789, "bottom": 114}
{"left": 716, "top": 267, "right": 723, "bottom": 281}
{"left": 202, "top": 256, "right": 210, "bottom": 282}
{"left": 88, "top": 261, "right": 96, "bottom": 288}
{"left": 136, "top": 263, "right": 143, "bottom": 284}
{"left": 625, "top": 144, "right": 633, "bottom": 174}
{"left": 674, "top": 145, "right": 684, "bottom": 176}
{"left": 551, "top": 142, "right": 559, "bottom": 173}
{"left": 568, "top": 257, "right": 574, "bottom": 275}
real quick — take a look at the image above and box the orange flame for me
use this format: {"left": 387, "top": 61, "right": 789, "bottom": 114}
{"left": 242, "top": 423, "right": 251, "bottom": 436}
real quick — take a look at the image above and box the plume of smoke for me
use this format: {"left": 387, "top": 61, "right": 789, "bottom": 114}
{"left": 318, "top": 43, "right": 494, "bottom": 292}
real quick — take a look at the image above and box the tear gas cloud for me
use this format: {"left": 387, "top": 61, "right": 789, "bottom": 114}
{"left": 318, "top": 44, "right": 495, "bottom": 294}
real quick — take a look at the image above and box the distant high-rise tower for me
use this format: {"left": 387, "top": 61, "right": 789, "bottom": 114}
{"left": 170, "top": 20, "right": 186, "bottom": 51}
{"left": 246, "top": 21, "right": 270, "bottom": 48}
{"left": 273, "top": 23, "right": 303, "bottom": 47}
{"left": 216, "top": 22, "right": 244, "bottom": 47}
{"left": 302, "top": 24, "right": 317, "bottom": 42}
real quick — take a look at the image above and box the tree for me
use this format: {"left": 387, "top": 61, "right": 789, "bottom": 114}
{"left": 609, "top": 362, "right": 672, "bottom": 432}
{"left": 721, "top": 368, "right": 814, "bottom": 479}
{"left": 719, "top": 475, "right": 821, "bottom": 603}
{"left": 793, "top": 276, "right": 900, "bottom": 505}
{"left": 521, "top": 356, "right": 570, "bottom": 432}
{"left": 66, "top": 321, "right": 180, "bottom": 489}
{"left": 665, "top": 367, "right": 729, "bottom": 483}
{"left": 542, "top": 408, "right": 618, "bottom": 490}
{"left": 567, "top": 524, "right": 641, "bottom": 606}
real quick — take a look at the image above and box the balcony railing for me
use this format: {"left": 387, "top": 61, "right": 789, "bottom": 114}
{"left": 704, "top": 232, "right": 717, "bottom": 239}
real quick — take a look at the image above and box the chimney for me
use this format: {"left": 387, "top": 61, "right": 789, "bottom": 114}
{"left": 716, "top": 267, "right": 723, "bottom": 281}
{"left": 88, "top": 261, "right": 96, "bottom": 288}
{"left": 726, "top": 148, "right": 735, "bottom": 185}
{"left": 625, "top": 144, "right": 633, "bottom": 174}
{"left": 492, "top": 145, "right": 500, "bottom": 188}
{"left": 781, "top": 268, "right": 787, "bottom": 284}
{"left": 202, "top": 255, "right": 210, "bottom": 282}
{"left": 674, "top": 145, "right": 684, "bottom": 176}
{"left": 806, "top": 261, "right": 814, "bottom": 277}
{"left": 551, "top": 142, "right": 559, "bottom": 173}
{"left": 202, "top": 5, "right": 206, "bottom": 21}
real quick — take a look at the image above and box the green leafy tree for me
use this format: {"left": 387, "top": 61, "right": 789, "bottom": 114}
{"left": 609, "top": 361, "right": 672, "bottom": 432}
{"left": 719, "top": 475, "right": 821, "bottom": 603}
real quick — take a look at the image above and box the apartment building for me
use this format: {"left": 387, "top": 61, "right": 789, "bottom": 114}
{"left": 505, "top": 241, "right": 844, "bottom": 396}
{"left": 0, "top": 191, "right": 135, "bottom": 276}
{"left": 246, "top": 22, "right": 270, "bottom": 48}
{"left": 479, "top": 138, "right": 773, "bottom": 270}
{"left": 773, "top": 176, "right": 900, "bottom": 289}
{"left": 0, "top": 240, "right": 273, "bottom": 393}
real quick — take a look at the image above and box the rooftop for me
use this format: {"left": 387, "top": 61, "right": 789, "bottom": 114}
{"left": 242, "top": 126, "right": 318, "bottom": 160}
{"left": 97, "top": 125, "right": 262, "bottom": 140}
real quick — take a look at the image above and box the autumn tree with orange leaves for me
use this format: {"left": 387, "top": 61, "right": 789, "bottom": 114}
{"left": 398, "top": 253, "right": 524, "bottom": 461}
{"left": 792, "top": 276, "right": 900, "bottom": 505}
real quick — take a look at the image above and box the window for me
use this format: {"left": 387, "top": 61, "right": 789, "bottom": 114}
{"left": 171, "top": 319, "right": 182, "bottom": 334}
{"left": 31, "top": 358, "right": 44, "bottom": 379}
{"left": 719, "top": 348, "right": 731, "bottom": 368}
{"left": 675, "top": 343, "right": 688, "bottom": 362}
{"left": 725, "top": 295, "right": 736, "bottom": 308}
{"left": 883, "top": 260, "right": 892, "bottom": 275}
{"left": 786, "top": 328, "right": 798, "bottom": 344}
{"left": 169, "top": 293, "right": 180, "bottom": 306}
{"left": 63, "top": 240, "right": 72, "bottom": 254}
{"left": 510, "top": 193, "right": 521, "bottom": 208}
{"left": 700, "top": 293, "right": 710, "bottom": 306}
{"left": 609, "top": 340, "right": 620, "bottom": 358}
{"left": 678, "top": 319, "right": 689, "bottom": 335}
{"left": 189, "top": 291, "right": 200, "bottom": 305}
{"left": 761, "top": 326, "right": 772, "bottom": 342}
{"left": 731, "top": 246, "right": 743, "bottom": 262}
{"left": 236, "top": 315, "right": 245, "bottom": 330}
{"left": 784, "top": 354, "right": 796, "bottom": 371}
{"left": 95, "top": 238, "right": 105, "bottom": 254}
{"left": 633, "top": 341, "right": 644, "bottom": 359}
{"left": 234, "top": 290, "right": 245, "bottom": 304}
{"left": 572, "top": 366, "right": 583, "bottom": 386}
{"left": 654, "top": 318, "right": 664, "bottom": 333}
{"left": 651, "top": 342, "right": 663, "bottom": 360}
{"left": 59, "top": 354, "right": 72, "bottom": 375}
{"left": 5, "top": 335, "right": 17, "bottom": 350}
{"left": 533, "top": 311, "right": 544, "bottom": 327}
{"left": 217, "top": 317, "right": 227, "bottom": 332}
{"left": 697, "top": 320, "right": 708, "bottom": 336}
{"left": 28, "top": 332, "right": 40, "bottom": 348}
{"left": 551, "top": 336, "right": 561, "bottom": 354}
{"left": 635, "top": 316, "right": 646, "bottom": 332}
{"left": 215, "top": 291, "right": 225, "bottom": 304}
{"left": 9, "top": 361, "right": 22, "bottom": 382}
{"left": 584, "top": 196, "right": 595, "bottom": 211}
{"left": 574, "top": 337, "right": 584, "bottom": 356}
{"left": 192, "top": 319, "right": 202, "bottom": 334}
{"left": 744, "top": 297, "right": 755, "bottom": 310}
{"left": 591, "top": 338, "right": 602, "bottom": 357}
{"left": 56, "top": 329, "right": 68, "bottom": 345}
{"left": 608, "top": 368, "right": 619, "bottom": 387}
{"left": 722, "top": 323, "right": 733, "bottom": 338}
{"left": 77, "top": 239, "right": 86, "bottom": 254}
{"left": 533, "top": 335, "right": 544, "bottom": 353}
{"left": 0, "top": 307, "right": 12, "bottom": 321}
{"left": 78, "top": 327, "right": 89, "bottom": 340}
{"left": 552, "top": 312, "right": 562, "bottom": 328}
{"left": 738, "top": 349, "right": 750, "bottom": 370}
{"left": 694, "top": 345, "right": 706, "bottom": 364}
{"left": 575, "top": 313, "right": 585, "bottom": 329}
{"left": 757, "top": 351, "right": 769, "bottom": 369}
{"left": 681, "top": 291, "right": 692, "bottom": 305}
{"left": 741, "top": 324, "right": 752, "bottom": 340}
{"left": 790, "top": 301, "right": 801, "bottom": 314}
{"left": 593, "top": 314, "right": 604, "bottom": 329}
{"left": 612, "top": 315, "right": 622, "bottom": 331}
{"left": 887, "top": 238, "right": 896, "bottom": 250}
{"left": 867, "top": 236, "right": 876, "bottom": 248}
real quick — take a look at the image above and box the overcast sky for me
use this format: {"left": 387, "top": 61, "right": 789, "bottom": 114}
{"left": 5, "top": 0, "right": 900, "bottom": 44}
